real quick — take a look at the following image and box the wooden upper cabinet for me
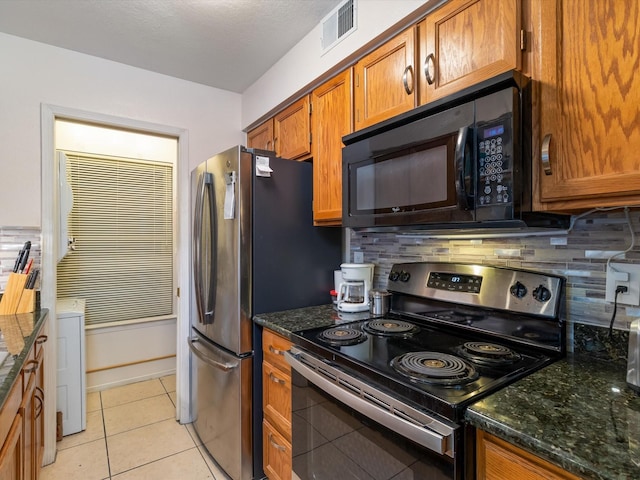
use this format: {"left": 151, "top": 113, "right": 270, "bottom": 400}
{"left": 419, "top": 0, "right": 521, "bottom": 105}
{"left": 274, "top": 95, "right": 312, "bottom": 161}
{"left": 354, "top": 27, "right": 416, "bottom": 131}
{"left": 532, "top": 0, "right": 640, "bottom": 210}
{"left": 247, "top": 119, "right": 274, "bottom": 152}
{"left": 312, "top": 68, "right": 353, "bottom": 226}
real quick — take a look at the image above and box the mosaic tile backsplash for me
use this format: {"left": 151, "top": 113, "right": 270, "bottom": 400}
{"left": 4, "top": 211, "right": 639, "bottom": 337}
{"left": 349, "top": 209, "right": 640, "bottom": 333}
{"left": 0, "top": 227, "right": 42, "bottom": 292}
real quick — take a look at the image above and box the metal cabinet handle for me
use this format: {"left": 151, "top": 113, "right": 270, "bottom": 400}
{"left": 402, "top": 65, "right": 414, "bottom": 95}
{"left": 268, "top": 345, "right": 285, "bottom": 356}
{"left": 23, "top": 359, "right": 39, "bottom": 374}
{"left": 424, "top": 53, "right": 435, "bottom": 85}
{"left": 269, "top": 433, "right": 286, "bottom": 452}
{"left": 34, "top": 386, "right": 44, "bottom": 418}
{"left": 36, "top": 335, "right": 48, "bottom": 345}
{"left": 269, "top": 372, "right": 285, "bottom": 385}
{"left": 541, "top": 134, "right": 553, "bottom": 175}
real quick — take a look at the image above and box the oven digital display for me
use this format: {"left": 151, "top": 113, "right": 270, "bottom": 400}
{"left": 427, "top": 272, "right": 482, "bottom": 293}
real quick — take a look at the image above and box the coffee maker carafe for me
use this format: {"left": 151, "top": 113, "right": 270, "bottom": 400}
{"left": 337, "top": 263, "right": 374, "bottom": 313}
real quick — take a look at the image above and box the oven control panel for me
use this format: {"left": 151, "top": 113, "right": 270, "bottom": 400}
{"left": 427, "top": 272, "right": 482, "bottom": 293}
{"left": 387, "top": 262, "right": 565, "bottom": 319}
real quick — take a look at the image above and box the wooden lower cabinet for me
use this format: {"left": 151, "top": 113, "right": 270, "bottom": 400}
{"left": 0, "top": 323, "right": 47, "bottom": 480}
{"left": 0, "top": 388, "right": 23, "bottom": 480}
{"left": 262, "top": 330, "right": 292, "bottom": 480}
{"left": 263, "top": 419, "right": 292, "bottom": 480}
{"left": 476, "top": 430, "right": 581, "bottom": 480}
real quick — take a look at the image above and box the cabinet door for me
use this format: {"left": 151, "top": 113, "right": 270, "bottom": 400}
{"left": 33, "top": 337, "right": 46, "bottom": 479}
{"left": 263, "top": 420, "right": 292, "bottom": 480}
{"left": 247, "top": 119, "right": 274, "bottom": 152}
{"left": 419, "top": 0, "right": 521, "bottom": 104}
{"left": 354, "top": 27, "right": 416, "bottom": 130}
{"left": 534, "top": 0, "right": 640, "bottom": 209}
{"left": 477, "top": 430, "right": 581, "bottom": 480}
{"left": 312, "top": 68, "right": 353, "bottom": 225}
{"left": 274, "top": 95, "right": 311, "bottom": 160}
{"left": 262, "top": 361, "right": 291, "bottom": 441}
{"left": 20, "top": 372, "right": 35, "bottom": 480}
{"left": 0, "top": 415, "right": 23, "bottom": 480}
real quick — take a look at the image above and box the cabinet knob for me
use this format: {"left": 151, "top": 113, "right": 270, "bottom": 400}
{"left": 541, "top": 134, "right": 553, "bottom": 175}
{"left": 402, "top": 65, "right": 414, "bottom": 95}
{"left": 424, "top": 54, "right": 436, "bottom": 85}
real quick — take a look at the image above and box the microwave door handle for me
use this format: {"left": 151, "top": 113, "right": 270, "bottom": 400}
{"left": 454, "top": 126, "right": 474, "bottom": 211}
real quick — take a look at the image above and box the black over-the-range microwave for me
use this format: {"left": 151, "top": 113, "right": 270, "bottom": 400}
{"left": 341, "top": 70, "right": 569, "bottom": 231}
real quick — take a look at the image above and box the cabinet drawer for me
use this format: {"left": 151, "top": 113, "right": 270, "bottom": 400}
{"left": 263, "top": 419, "right": 292, "bottom": 480}
{"left": 262, "top": 360, "right": 291, "bottom": 440}
{"left": 263, "top": 330, "right": 292, "bottom": 373}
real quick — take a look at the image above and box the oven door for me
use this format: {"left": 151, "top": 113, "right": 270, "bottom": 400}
{"left": 342, "top": 100, "right": 475, "bottom": 229}
{"left": 286, "top": 348, "right": 464, "bottom": 480}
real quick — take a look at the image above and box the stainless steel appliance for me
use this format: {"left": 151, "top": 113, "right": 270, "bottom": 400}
{"left": 190, "top": 146, "right": 341, "bottom": 480}
{"left": 342, "top": 71, "right": 569, "bottom": 231}
{"left": 286, "top": 262, "right": 566, "bottom": 480}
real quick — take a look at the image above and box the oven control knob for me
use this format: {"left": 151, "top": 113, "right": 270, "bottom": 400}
{"left": 399, "top": 271, "right": 411, "bottom": 282}
{"left": 533, "top": 285, "right": 552, "bottom": 302}
{"left": 510, "top": 281, "right": 527, "bottom": 299}
{"left": 389, "top": 270, "right": 400, "bottom": 282}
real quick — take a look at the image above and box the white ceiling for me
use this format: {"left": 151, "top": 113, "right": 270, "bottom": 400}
{"left": 0, "top": 0, "right": 343, "bottom": 93}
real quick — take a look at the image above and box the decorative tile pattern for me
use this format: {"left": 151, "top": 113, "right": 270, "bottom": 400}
{"left": 350, "top": 210, "right": 640, "bottom": 330}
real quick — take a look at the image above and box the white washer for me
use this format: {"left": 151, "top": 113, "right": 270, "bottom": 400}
{"left": 56, "top": 298, "right": 86, "bottom": 436}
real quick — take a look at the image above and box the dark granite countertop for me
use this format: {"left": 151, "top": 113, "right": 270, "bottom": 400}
{"left": 0, "top": 309, "right": 48, "bottom": 411}
{"left": 254, "top": 303, "right": 369, "bottom": 338}
{"left": 466, "top": 354, "right": 640, "bottom": 480}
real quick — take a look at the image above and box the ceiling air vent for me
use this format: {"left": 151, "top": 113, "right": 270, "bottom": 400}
{"left": 321, "top": 0, "right": 357, "bottom": 53}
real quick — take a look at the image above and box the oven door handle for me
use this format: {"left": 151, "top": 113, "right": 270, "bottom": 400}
{"left": 285, "top": 350, "right": 455, "bottom": 458}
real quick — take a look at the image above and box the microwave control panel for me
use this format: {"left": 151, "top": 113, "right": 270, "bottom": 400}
{"left": 477, "top": 116, "right": 512, "bottom": 208}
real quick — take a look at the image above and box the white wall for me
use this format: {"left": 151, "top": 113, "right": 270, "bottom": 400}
{"left": 0, "top": 31, "right": 243, "bottom": 227}
{"left": 241, "top": 0, "right": 431, "bottom": 128}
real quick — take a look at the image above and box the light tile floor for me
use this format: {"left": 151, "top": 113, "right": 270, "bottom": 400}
{"left": 41, "top": 375, "right": 231, "bottom": 480}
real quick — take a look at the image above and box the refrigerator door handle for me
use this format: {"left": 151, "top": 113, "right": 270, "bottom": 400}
{"left": 193, "top": 172, "right": 217, "bottom": 325}
{"left": 189, "top": 337, "right": 238, "bottom": 372}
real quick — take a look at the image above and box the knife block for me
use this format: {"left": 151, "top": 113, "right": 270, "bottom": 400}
{"left": 0, "top": 273, "right": 34, "bottom": 314}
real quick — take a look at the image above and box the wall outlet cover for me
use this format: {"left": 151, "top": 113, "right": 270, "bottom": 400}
{"left": 605, "top": 262, "right": 640, "bottom": 306}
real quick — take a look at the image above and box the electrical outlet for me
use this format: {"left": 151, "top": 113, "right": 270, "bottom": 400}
{"left": 605, "top": 263, "right": 640, "bottom": 306}
{"left": 353, "top": 251, "right": 364, "bottom": 263}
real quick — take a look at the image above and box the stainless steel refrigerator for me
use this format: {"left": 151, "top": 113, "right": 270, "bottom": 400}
{"left": 189, "top": 146, "right": 341, "bottom": 480}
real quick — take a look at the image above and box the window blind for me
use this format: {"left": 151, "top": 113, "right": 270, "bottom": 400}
{"left": 57, "top": 152, "right": 174, "bottom": 326}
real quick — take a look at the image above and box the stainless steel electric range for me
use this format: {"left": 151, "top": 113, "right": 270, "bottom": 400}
{"left": 286, "top": 262, "right": 566, "bottom": 480}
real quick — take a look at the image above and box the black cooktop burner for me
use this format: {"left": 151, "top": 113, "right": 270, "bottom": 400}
{"left": 390, "top": 351, "right": 479, "bottom": 386}
{"left": 318, "top": 326, "right": 366, "bottom": 346}
{"left": 363, "top": 319, "right": 419, "bottom": 336}
{"left": 457, "top": 341, "right": 521, "bottom": 366}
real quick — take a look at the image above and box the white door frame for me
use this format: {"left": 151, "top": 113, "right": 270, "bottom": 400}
{"left": 40, "top": 104, "right": 191, "bottom": 465}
